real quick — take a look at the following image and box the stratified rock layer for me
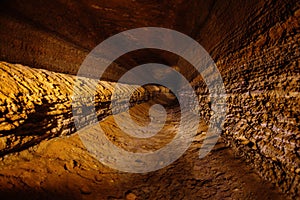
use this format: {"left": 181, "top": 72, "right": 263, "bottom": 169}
{"left": 0, "top": 0, "right": 299, "bottom": 198}
{"left": 0, "top": 61, "right": 149, "bottom": 156}
{"left": 192, "top": 6, "right": 300, "bottom": 198}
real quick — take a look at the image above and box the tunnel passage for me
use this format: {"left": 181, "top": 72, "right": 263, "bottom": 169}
{"left": 0, "top": 0, "right": 299, "bottom": 199}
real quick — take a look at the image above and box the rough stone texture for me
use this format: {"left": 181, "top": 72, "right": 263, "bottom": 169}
{"left": 0, "top": 101, "right": 286, "bottom": 200}
{"left": 0, "top": 0, "right": 299, "bottom": 198}
{"left": 189, "top": 4, "right": 300, "bottom": 197}
{"left": 0, "top": 61, "right": 149, "bottom": 156}
{"left": 0, "top": 0, "right": 181, "bottom": 79}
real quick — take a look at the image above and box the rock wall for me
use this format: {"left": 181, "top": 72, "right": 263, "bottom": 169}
{"left": 218, "top": 7, "right": 300, "bottom": 199}
{"left": 189, "top": 4, "right": 300, "bottom": 198}
{"left": 0, "top": 0, "right": 299, "bottom": 198}
{"left": 0, "top": 61, "right": 150, "bottom": 156}
{"left": 0, "top": 0, "right": 182, "bottom": 78}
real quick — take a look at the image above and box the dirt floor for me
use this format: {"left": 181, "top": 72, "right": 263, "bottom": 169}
{"left": 0, "top": 99, "right": 286, "bottom": 200}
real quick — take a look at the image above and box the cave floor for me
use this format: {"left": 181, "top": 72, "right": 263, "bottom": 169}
{"left": 0, "top": 99, "right": 286, "bottom": 200}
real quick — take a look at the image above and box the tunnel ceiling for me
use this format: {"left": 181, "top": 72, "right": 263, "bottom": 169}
{"left": 1, "top": 0, "right": 297, "bottom": 82}
{"left": 0, "top": 0, "right": 188, "bottom": 80}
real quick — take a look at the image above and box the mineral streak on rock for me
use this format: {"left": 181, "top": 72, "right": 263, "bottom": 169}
{"left": 0, "top": 61, "right": 150, "bottom": 156}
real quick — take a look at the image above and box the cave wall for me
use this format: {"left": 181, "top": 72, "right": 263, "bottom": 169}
{"left": 0, "top": 0, "right": 183, "bottom": 77}
{"left": 0, "top": 0, "right": 299, "bottom": 198}
{"left": 0, "top": 61, "right": 150, "bottom": 155}
{"left": 188, "top": 1, "right": 300, "bottom": 197}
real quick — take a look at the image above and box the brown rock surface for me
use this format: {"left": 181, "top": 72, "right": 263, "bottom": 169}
{"left": 0, "top": 0, "right": 299, "bottom": 199}
{"left": 0, "top": 61, "right": 149, "bottom": 155}
{"left": 0, "top": 101, "right": 286, "bottom": 200}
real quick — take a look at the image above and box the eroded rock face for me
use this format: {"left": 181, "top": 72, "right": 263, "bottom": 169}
{"left": 0, "top": 61, "right": 150, "bottom": 155}
{"left": 0, "top": 101, "right": 285, "bottom": 200}
{"left": 210, "top": 6, "right": 300, "bottom": 197}
{"left": 0, "top": 0, "right": 183, "bottom": 78}
{"left": 0, "top": 0, "right": 299, "bottom": 198}
{"left": 182, "top": 2, "right": 300, "bottom": 196}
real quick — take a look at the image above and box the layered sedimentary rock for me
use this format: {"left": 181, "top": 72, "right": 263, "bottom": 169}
{"left": 0, "top": 61, "right": 150, "bottom": 155}
{"left": 187, "top": 7, "right": 300, "bottom": 198}
{"left": 214, "top": 6, "right": 300, "bottom": 198}
{"left": 176, "top": 1, "right": 300, "bottom": 197}
{"left": 0, "top": 0, "right": 299, "bottom": 198}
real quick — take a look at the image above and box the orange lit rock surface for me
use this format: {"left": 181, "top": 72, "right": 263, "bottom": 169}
{"left": 0, "top": 101, "right": 285, "bottom": 200}
{"left": 0, "top": 0, "right": 299, "bottom": 199}
{"left": 0, "top": 61, "right": 149, "bottom": 155}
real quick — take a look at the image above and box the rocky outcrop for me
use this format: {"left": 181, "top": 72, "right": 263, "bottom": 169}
{"left": 0, "top": 61, "right": 149, "bottom": 156}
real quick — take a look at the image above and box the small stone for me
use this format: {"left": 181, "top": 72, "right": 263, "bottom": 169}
{"left": 64, "top": 160, "right": 78, "bottom": 170}
{"left": 80, "top": 185, "right": 92, "bottom": 195}
{"left": 95, "top": 174, "right": 102, "bottom": 182}
{"left": 241, "top": 140, "right": 250, "bottom": 145}
{"left": 126, "top": 192, "right": 137, "bottom": 200}
{"left": 295, "top": 168, "right": 300, "bottom": 174}
{"left": 11, "top": 104, "right": 18, "bottom": 112}
{"left": 294, "top": 9, "right": 300, "bottom": 17}
{"left": 0, "top": 137, "right": 7, "bottom": 150}
{"left": 0, "top": 122, "right": 15, "bottom": 131}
